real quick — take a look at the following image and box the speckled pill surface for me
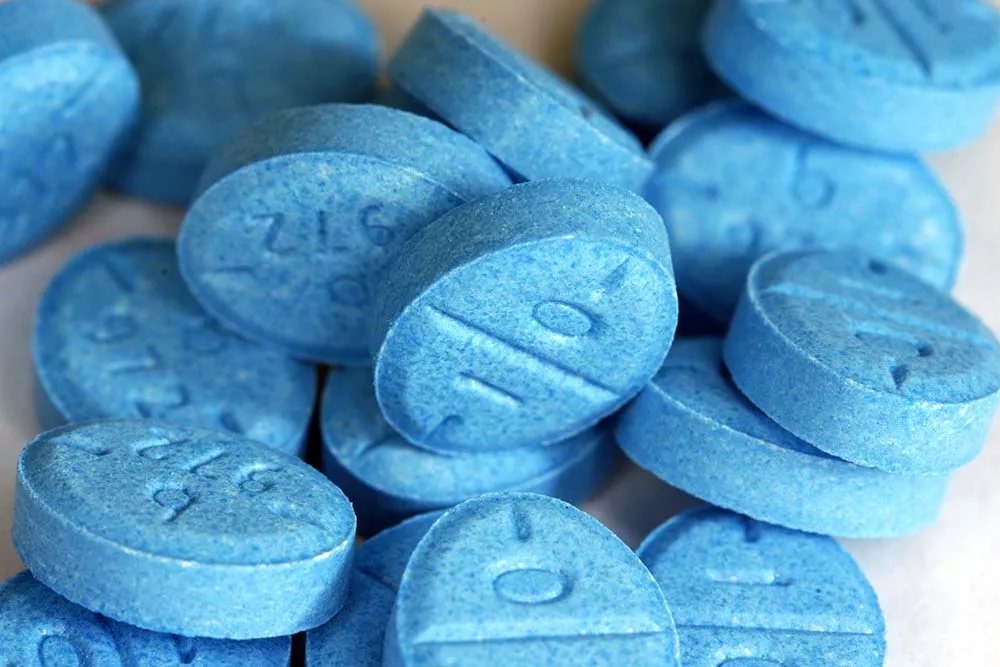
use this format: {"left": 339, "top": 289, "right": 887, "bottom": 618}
{"left": 13, "top": 420, "right": 356, "bottom": 639}
{"left": 102, "top": 0, "right": 380, "bottom": 205}
{"left": 724, "top": 249, "right": 1000, "bottom": 474}
{"left": 34, "top": 238, "right": 316, "bottom": 457}
{"left": 179, "top": 104, "right": 512, "bottom": 365}
{"left": 638, "top": 508, "right": 886, "bottom": 667}
{"left": 0, "top": 0, "right": 139, "bottom": 264}
{"left": 388, "top": 8, "right": 652, "bottom": 190}
{"left": 372, "top": 179, "right": 677, "bottom": 453}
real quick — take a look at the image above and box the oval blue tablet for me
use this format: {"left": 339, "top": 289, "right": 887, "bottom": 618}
{"left": 34, "top": 238, "right": 316, "bottom": 457}
{"left": 102, "top": 0, "right": 380, "bottom": 205}
{"left": 13, "top": 420, "right": 356, "bottom": 639}
{"left": 703, "top": 0, "right": 1000, "bottom": 151}
{"left": 306, "top": 512, "right": 439, "bottom": 667}
{"left": 388, "top": 8, "right": 651, "bottom": 190}
{"left": 575, "top": 0, "right": 724, "bottom": 132}
{"left": 638, "top": 508, "right": 886, "bottom": 666}
{"left": 385, "top": 493, "right": 681, "bottom": 666}
{"left": 617, "top": 338, "right": 951, "bottom": 537}
{"left": 320, "top": 368, "right": 618, "bottom": 536}
{"left": 0, "top": 0, "right": 139, "bottom": 264}
{"left": 372, "top": 179, "right": 678, "bottom": 453}
{"left": 179, "top": 104, "right": 512, "bottom": 365}
{"left": 0, "top": 570, "right": 291, "bottom": 667}
{"left": 644, "top": 99, "right": 963, "bottom": 321}
{"left": 725, "top": 249, "right": 1000, "bottom": 474}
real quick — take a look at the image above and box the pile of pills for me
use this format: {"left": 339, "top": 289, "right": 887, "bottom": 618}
{"left": 2, "top": 0, "right": 1000, "bottom": 664}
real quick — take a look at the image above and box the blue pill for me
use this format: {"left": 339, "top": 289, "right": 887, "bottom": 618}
{"left": 372, "top": 179, "right": 678, "bottom": 453}
{"left": 725, "top": 249, "right": 1000, "bottom": 474}
{"left": 306, "top": 512, "right": 440, "bottom": 667}
{"left": 575, "top": 0, "right": 724, "bottom": 132}
{"left": 34, "top": 238, "right": 316, "bottom": 457}
{"left": 617, "top": 337, "right": 951, "bottom": 537}
{"left": 102, "top": 0, "right": 380, "bottom": 206}
{"left": 702, "top": 0, "right": 1000, "bottom": 152}
{"left": 643, "top": 99, "right": 963, "bottom": 322}
{"left": 0, "top": 570, "right": 291, "bottom": 666}
{"left": 320, "top": 368, "right": 618, "bottom": 536}
{"left": 385, "top": 493, "right": 681, "bottom": 666}
{"left": 638, "top": 508, "right": 886, "bottom": 666}
{"left": 0, "top": 0, "right": 139, "bottom": 265}
{"left": 13, "top": 420, "right": 356, "bottom": 639}
{"left": 179, "top": 104, "right": 512, "bottom": 365}
{"left": 388, "top": 8, "right": 652, "bottom": 190}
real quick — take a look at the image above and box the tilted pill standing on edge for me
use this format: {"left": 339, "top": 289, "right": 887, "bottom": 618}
{"left": 0, "top": 0, "right": 139, "bottom": 265}
{"left": 371, "top": 179, "right": 678, "bottom": 454}
{"left": 0, "top": 570, "right": 291, "bottom": 666}
{"left": 12, "top": 420, "right": 357, "bottom": 639}
{"left": 384, "top": 493, "right": 682, "bottom": 667}
{"left": 320, "top": 368, "right": 618, "bottom": 537}
{"left": 702, "top": 0, "right": 1000, "bottom": 152}
{"left": 638, "top": 508, "right": 886, "bottom": 667}
{"left": 33, "top": 238, "right": 317, "bottom": 457}
{"left": 724, "top": 249, "right": 1000, "bottom": 474}
{"left": 389, "top": 8, "right": 652, "bottom": 191}
{"left": 643, "top": 99, "right": 963, "bottom": 322}
{"left": 101, "top": 0, "right": 380, "bottom": 205}
{"left": 616, "top": 337, "right": 950, "bottom": 538}
{"left": 178, "top": 103, "right": 512, "bottom": 366}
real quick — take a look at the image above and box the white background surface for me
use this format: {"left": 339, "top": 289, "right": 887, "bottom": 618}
{"left": 2, "top": 2, "right": 1000, "bottom": 665}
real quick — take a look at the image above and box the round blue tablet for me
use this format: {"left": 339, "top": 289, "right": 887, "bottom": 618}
{"left": 372, "top": 179, "right": 678, "bottom": 453}
{"left": 703, "top": 0, "right": 1000, "bottom": 151}
{"left": 388, "top": 8, "right": 651, "bottom": 190}
{"left": 0, "top": 0, "right": 139, "bottom": 264}
{"left": 102, "top": 0, "right": 380, "bottom": 205}
{"left": 306, "top": 512, "right": 440, "bottom": 667}
{"left": 385, "top": 493, "right": 681, "bottom": 667}
{"left": 616, "top": 338, "right": 951, "bottom": 537}
{"left": 644, "top": 99, "right": 963, "bottom": 321}
{"left": 638, "top": 508, "right": 886, "bottom": 666}
{"left": 575, "top": 0, "right": 724, "bottom": 132}
{"left": 0, "top": 570, "right": 291, "bottom": 666}
{"left": 34, "top": 238, "right": 316, "bottom": 457}
{"left": 725, "top": 249, "right": 1000, "bottom": 474}
{"left": 320, "top": 368, "right": 618, "bottom": 536}
{"left": 13, "top": 420, "right": 356, "bottom": 639}
{"left": 179, "top": 104, "right": 512, "bottom": 365}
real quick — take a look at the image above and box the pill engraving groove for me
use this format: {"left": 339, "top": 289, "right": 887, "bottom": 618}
{"left": 493, "top": 567, "right": 571, "bottom": 605}
{"left": 53, "top": 435, "right": 110, "bottom": 457}
{"left": 532, "top": 301, "right": 595, "bottom": 337}
{"left": 171, "top": 635, "right": 198, "bottom": 664}
{"left": 457, "top": 373, "right": 524, "bottom": 407}
{"left": 153, "top": 486, "right": 194, "bottom": 522}
{"left": 37, "top": 633, "right": 85, "bottom": 667}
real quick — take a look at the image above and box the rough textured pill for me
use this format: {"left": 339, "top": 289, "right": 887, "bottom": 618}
{"left": 0, "top": 0, "right": 139, "bottom": 264}
{"left": 388, "top": 8, "right": 652, "bottom": 190}
{"left": 179, "top": 104, "right": 512, "bottom": 365}
{"left": 372, "top": 179, "right": 678, "bottom": 453}
{"left": 34, "top": 238, "right": 316, "bottom": 457}
{"left": 320, "top": 368, "right": 618, "bottom": 536}
{"left": 13, "top": 420, "right": 356, "bottom": 639}
{"left": 575, "top": 0, "right": 723, "bottom": 133}
{"left": 643, "top": 99, "right": 963, "bottom": 321}
{"left": 102, "top": 0, "right": 379, "bottom": 205}
{"left": 384, "top": 493, "right": 681, "bottom": 666}
{"left": 306, "top": 512, "right": 440, "bottom": 667}
{"left": 616, "top": 338, "right": 951, "bottom": 537}
{"left": 0, "top": 570, "right": 292, "bottom": 666}
{"left": 638, "top": 508, "right": 886, "bottom": 667}
{"left": 724, "top": 249, "right": 1000, "bottom": 474}
{"left": 702, "top": 0, "right": 1000, "bottom": 152}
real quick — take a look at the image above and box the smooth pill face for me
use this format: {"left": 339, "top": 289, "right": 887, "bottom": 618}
{"left": 387, "top": 493, "right": 680, "bottom": 666}
{"left": 749, "top": 250, "right": 1000, "bottom": 402}
{"left": 638, "top": 509, "right": 885, "bottom": 666}
{"left": 34, "top": 238, "right": 316, "bottom": 455}
{"left": 736, "top": 0, "right": 1000, "bottom": 86}
{"left": 645, "top": 100, "right": 961, "bottom": 319}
